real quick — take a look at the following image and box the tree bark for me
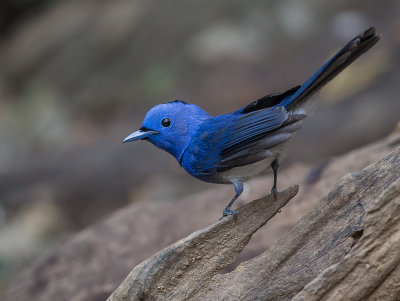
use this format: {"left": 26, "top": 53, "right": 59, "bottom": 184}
{"left": 109, "top": 140, "right": 400, "bottom": 300}
{"left": 293, "top": 180, "right": 400, "bottom": 301}
{"left": 4, "top": 128, "right": 400, "bottom": 301}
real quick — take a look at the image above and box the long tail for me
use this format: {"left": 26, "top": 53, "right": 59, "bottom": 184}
{"left": 280, "top": 27, "right": 380, "bottom": 111}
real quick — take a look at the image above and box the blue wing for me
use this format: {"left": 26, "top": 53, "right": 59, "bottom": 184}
{"left": 221, "top": 106, "right": 288, "bottom": 150}
{"left": 182, "top": 28, "right": 379, "bottom": 180}
{"left": 219, "top": 113, "right": 306, "bottom": 171}
{"left": 185, "top": 106, "right": 289, "bottom": 177}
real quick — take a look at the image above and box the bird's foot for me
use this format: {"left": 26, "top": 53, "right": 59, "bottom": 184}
{"left": 219, "top": 209, "right": 237, "bottom": 220}
{"left": 271, "top": 187, "right": 278, "bottom": 201}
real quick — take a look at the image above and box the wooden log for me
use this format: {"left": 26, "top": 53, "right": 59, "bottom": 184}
{"left": 108, "top": 186, "right": 299, "bottom": 300}
{"left": 4, "top": 130, "right": 400, "bottom": 301}
{"left": 108, "top": 145, "right": 400, "bottom": 300}
{"left": 293, "top": 179, "right": 400, "bottom": 301}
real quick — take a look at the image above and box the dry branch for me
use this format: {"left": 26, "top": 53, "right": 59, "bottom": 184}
{"left": 293, "top": 179, "right": 400, "bottom": 301}
{"left": 4, "top": 130, "right": 400, "bottom": 301}
{"left": 108, "top": 186, "right": 299, "bottom": 300}
{"left": 109, "top": 145, "right": 400, "bottom": 300}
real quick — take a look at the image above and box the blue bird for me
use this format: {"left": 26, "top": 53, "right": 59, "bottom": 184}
{"left": 123, "top": 27, "right": 380, "bottom": 219}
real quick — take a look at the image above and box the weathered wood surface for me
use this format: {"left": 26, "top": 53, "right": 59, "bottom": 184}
{"left": 109, "top": 143, "right": 400, "bottom": 300}
{"left": 293, "top": 180, "right": 400, "bottom": 301}
{"left": 4, "top": 130, "right": 400, "bottom": 301}
{"left": 108, "top": 186, "right": 299, "bottom": 300}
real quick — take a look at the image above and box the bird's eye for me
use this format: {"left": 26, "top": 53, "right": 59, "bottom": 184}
{"left": 161, "top": 118, "right": 171, "bottom": 127}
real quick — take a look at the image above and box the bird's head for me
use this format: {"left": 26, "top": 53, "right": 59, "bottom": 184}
{"left": 123, "top": 100, "right": 210, "bottom": 162}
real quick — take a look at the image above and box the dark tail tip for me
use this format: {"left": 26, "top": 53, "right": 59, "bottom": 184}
{"left": 285, "top": 27, "right": 380, "bottom": 111}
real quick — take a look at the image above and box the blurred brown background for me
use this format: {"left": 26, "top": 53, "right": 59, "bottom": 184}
{"left": 0, "top": 0, "right": 399, "bottom": 296}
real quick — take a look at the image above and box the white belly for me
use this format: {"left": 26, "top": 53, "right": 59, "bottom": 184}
{"left": 206, "top": 142, "right": 288, "bottom": 184}
{"left": 217, "top": 157, "right": 276, "bottom": 182}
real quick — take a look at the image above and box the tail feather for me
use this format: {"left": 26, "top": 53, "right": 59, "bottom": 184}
{"left": 281, "top": 27, "right": 380, "bottom": 111}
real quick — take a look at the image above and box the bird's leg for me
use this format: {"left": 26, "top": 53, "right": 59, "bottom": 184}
{"left": 220, "top": 182, "right": 243, "bottom": 220}
{"left": 271, "top": 159, "right": 279, "bottom": 201}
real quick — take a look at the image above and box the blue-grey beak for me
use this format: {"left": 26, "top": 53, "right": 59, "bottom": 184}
{"left": 123, "top": 130, "right": 159, "bottom": 143}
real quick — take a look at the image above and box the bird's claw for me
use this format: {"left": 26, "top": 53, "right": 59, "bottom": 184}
{"left": 271, "top": 187, "right": 278, "bottom": 201}
{"left": 219, "top": 209, "right": 237, "bottom": 220}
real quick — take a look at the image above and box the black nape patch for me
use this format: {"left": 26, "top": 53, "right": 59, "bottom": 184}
{"left": 167, "top": 100, "right": 187, "bottom": 105}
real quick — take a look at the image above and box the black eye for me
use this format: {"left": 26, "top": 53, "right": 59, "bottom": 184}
{"left": 161, "top": 118, "right": 171, "bottom": 127}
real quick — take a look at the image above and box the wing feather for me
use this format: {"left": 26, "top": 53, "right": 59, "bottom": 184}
{"left": 189, "top": 106, "right": 289, "bottom": 176}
